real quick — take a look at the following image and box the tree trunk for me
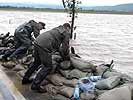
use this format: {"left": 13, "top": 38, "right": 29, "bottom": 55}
{"left": 71, "top": 0, "right": 75, "bottom": 39}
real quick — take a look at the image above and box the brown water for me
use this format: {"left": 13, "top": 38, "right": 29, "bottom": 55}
{"left": 0, "top": 10, "right": 133, "bottom": 76}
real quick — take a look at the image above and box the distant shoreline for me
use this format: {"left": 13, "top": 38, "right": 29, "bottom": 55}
{"left": 0, "top": 7, "right": 133, "bottom": 15}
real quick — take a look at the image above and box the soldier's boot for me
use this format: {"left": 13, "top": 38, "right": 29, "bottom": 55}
{"left": 22, "top": 63, "right": 39, "bottom": 85}
{"left": 1, "top": 55, "right": 8, "bottom": 62}
{"left": 31, "top": 66, "right": 51, "bottom": 93}
{"left": 22, "top": 77, "right": 33, "bottom": 85}
{"left": 1, "top": 48, "right": 16, "bottom": 62}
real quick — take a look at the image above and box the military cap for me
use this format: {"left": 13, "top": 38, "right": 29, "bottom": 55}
{"left": 39, "top": 22, "right": 46, "bottom": 29}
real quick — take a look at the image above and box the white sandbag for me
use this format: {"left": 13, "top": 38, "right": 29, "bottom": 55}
{"left": 103, "top": 70, "right": 122, "bottom": 78}
{"left": 60, "top": 69, "right": 88, "bottom": 79}
{"left": 97, "top": 85, "right": 132, "bottom": 100}
{"left": 96, "top": 89, "right": 109, "bottom": 95}
{"left": 95, "top": 76, "right": 121, "bottom": 90}
{"left": 96, "top": 64, "right": 109, "bottom": 75}
{"left": 70, "top": 57, "right": 95, "bottom": 72}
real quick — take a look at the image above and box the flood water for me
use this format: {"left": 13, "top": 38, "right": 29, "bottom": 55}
{"left": 0, "top": 10, "right": 133, "bottom": 76}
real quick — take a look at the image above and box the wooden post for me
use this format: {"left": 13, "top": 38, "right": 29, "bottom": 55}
{"left": 71, "top": 0, "right": 75, "bottom": 39}
{"left": 62, "top": 0, "right": 77, "bottom": 39}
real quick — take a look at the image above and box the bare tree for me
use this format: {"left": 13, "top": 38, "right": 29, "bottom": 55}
{"left": 62, "top": 0, "right": 81, "bottom": 39}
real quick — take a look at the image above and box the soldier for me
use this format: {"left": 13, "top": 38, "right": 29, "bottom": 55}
{"left": 2, "top": 20, "right": 45, "bottom": 60}
{"left": 22, "top": 23, "right": 71, "bottom": 93}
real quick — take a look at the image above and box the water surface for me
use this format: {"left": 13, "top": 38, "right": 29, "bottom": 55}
{"left": 0, "top": 10, "right": 133, "bottom": 76}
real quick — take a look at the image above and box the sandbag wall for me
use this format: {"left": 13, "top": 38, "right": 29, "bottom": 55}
{"left": 1, "top": 52, "right": 133, "bottom": 100}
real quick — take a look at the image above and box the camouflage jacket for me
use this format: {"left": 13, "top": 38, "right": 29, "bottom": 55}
{"left": 35, "top": 25, "right": 71, "bottom": 57}
{"left": 15, "top": 20, "right": 41, "bottom": 38}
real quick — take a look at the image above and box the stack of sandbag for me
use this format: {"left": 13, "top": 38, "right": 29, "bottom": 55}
{"left": 0, "top": 32, "right": 14, "bottom": 47}
{"left": 18, "top": 54, "right": 133, "bottom": 100}
{"left": 0, "top": 53, "right": 35, "bottom": 79}
{"left": 40, "top": 55, "right": 111, "bottom": 99}
{"left": 40, "top": 54, "right": 99, "bottom": 99}
{"left": 1, "top": 50, "right": 133, "bottom": 100}
{"left": 45, "top": 73, "right": 76, "bottom": 98}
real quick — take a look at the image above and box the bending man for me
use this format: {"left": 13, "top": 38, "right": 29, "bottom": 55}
{"left": 22, "top": 23, "right": 71, "bottom": 93}
{"left": 2, "top": 20, "right": 46, "bottom": 60}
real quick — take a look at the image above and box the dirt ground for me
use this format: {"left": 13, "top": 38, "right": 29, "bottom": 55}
{"left": 3, "top": 68, "right": 50, "bottom": 100}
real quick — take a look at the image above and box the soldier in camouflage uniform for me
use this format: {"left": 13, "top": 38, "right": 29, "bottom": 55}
{"left": 2, "top": 20, "right": 45, "bottom": 60}
{"left": 22, "top": 23, "right": 71, "bottom": 93}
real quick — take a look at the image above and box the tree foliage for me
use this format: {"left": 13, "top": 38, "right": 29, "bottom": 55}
{"left": 62, "top": 0, "right": 81, "bottom": 39}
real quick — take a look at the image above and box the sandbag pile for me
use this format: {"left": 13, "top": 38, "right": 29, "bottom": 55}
{"left": 0, "top": 32, "right": 14, "bottom": 47}
{"left": 0, "top": 48, "right": 133, "bottom": 100}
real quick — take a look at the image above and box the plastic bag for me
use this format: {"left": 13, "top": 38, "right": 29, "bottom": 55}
{"left": 73, "top": 85, "right": 80, "bottom": 99}
{"left": 78, "top": 76, "right": 102, "bottom": 93}
{"left": 73, "top": 76, "right": 102, "bottom": 99}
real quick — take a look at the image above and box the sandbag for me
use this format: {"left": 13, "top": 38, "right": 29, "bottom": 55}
{"left": 51, "top": 53, "right": 62, "bottom": 73}
{"left": 40, "top": 79, "right": 49, "bottom": 86}
{"left": 120, "top": 75, "right": 133, "bottom": 83}
{"left": 63, "top": 79, "right": 78, "bottom": 87}
{"left": 21, "top": 54, "right": 34, "bottom": 65}
{"left": 60, "top": 69, "right": 88, "bottom": 79}
{"left": 2, "top": 61, "right": 16, "bottom": 69}
{"left": 97, "top": 86, "right": 132, "bottom": 100}
{"left": 46, "top": 74, "right": 78, "bottom": 87}
{"left": 49, "top": 94, "right": 69, "bottom": 100}
{"left": 128, "top": 83, "right": 133, "bottom": 99}
{"left": 103, "top": 70, "right": 122, "bottom": 78}
{"left": 103, "top": 70, "right": 133, "bottom": 85}
{"left": 95, "top": 76, "right": 121, "bottom": 90}
{"left": 80, "top": 93, "right": 96, "bottom": 100}
{"left": 60, "top": 60, "right": 71, "bottom": 70}
{"left": 58, "top": 86, "right": 74, "bottom": 98}
{"left": 95, "top": 64, "right": 109, "bottom": 75}
{"left": 70, "top": 57, "right": 95, "bottom": 72}
{"left": 46, "top": 74, "right": 64, "bottom": 86}
{"left": 12, "top": 64, "right": 25, "bottom": 71}
{"left": 17, "top": 69, "right": 27, "bottom": 78}
{"left": 45, "top": 84, "right": 58, "bottom": 96}
{"left": 96, "top": 89, "right": 109, "bottom": 95}
{"left": 52, "top": 52, "right": 62, "bottom": 63}
{"left": 119, "top": 83, "right": 133, "bottom": 97}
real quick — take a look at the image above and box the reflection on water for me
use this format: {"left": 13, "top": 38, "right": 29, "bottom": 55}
{"left": 0, "top": 10, "right": 133, "bottom": 76}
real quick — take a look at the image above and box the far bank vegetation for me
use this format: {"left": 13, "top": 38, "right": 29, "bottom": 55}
{"left": 0, "top": 6, "right": 133, "bottom": 15}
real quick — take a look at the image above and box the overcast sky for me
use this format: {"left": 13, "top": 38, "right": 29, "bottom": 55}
{"left": 0, "top": 0, "right": 133, "bottom": 6}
